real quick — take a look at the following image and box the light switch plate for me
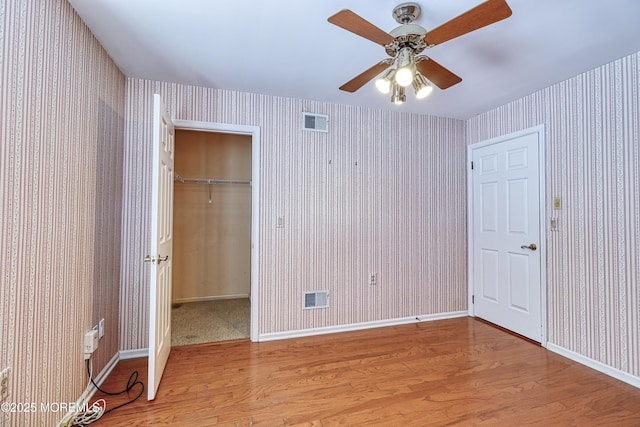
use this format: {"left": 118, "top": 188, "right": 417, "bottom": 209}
{"left": 553, "top": 196, "right": 562, "bottom": 210}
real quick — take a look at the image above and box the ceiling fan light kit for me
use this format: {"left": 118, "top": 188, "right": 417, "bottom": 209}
{"left": 327, "top": 0, "right": 512, "bottom": 105}
{"left": 413, "top": 73, "right": 433, "bottom": 99}
{"left": 392, "top": 85, "right": 407, "bottom": 105}
{"left": 394, "top": 47, "right": 416, "bottom": 87}
{"left": 375, "top": 68, "right": 396, "bottom": 94}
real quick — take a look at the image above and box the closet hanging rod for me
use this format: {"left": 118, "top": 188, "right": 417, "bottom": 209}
{"left": 174, "top": 173, "right": 250, "bottom": 186}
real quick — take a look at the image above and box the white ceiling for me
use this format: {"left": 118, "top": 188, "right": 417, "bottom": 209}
{"left": 67, "top": 0, "right": 640, "bottom": 120}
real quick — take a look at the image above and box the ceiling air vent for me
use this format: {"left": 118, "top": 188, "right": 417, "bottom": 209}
{"left": 304, "top": 291, "right": 329, "bottom": 309}
{"left": 302, "top": 112, "right": 328, "bottom": 132}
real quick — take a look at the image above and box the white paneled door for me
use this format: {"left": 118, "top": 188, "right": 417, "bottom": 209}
{"left": 469, "top": 128, "right": 544, "bottom": 342}
{"left": 146, "top": 94, "right": 175, "bottom": 400}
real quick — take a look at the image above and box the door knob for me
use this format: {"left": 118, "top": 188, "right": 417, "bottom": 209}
{"left": 520, "top": 243, "right": 537, "bottom": 251}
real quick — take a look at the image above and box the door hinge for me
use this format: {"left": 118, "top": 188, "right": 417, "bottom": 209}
{"left": 472, "top": 295, "right": 475, "bottom": 304}
{"left": 471, "top": 161, "right": 474, "bottom": 170}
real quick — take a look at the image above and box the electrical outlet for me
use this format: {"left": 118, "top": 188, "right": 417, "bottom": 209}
{"left": 0, "top": 367, "right": 10, "bottom": 401}
{"left": 98, "top": 318, "right": 105, "bottom": 339}
{"left": 84, "top": 329, "right": 99, "bottom": 359}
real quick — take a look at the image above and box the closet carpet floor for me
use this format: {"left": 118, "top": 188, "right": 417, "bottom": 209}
{"left": 171, "top": 298, "right": 250, "bottom": 346}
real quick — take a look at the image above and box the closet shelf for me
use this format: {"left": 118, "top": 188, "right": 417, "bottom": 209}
{"left": 174, "top": 172, "right": 250, "bottom": 186}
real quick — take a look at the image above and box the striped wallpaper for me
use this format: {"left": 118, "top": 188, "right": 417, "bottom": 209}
{"left": 119, "top": 79, "right": 468, "bottom": 349}
{"left": 2, "top": 1, "right": 638, "bottom": 424}
{"left": 467, "top": 52, "right": 640, "bottom": 378}
{"left": 1, "top": 0, "right": 125, "bottom": 425}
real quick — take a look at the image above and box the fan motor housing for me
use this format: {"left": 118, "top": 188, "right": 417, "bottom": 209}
{"left": 386, "top": 3, "right": 428, "bottom": 57}
{"left": 386, "top": 23, "right": 428, "bottom": 57}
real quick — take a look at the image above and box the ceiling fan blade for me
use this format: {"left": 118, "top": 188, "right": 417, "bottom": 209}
{"left": 416, "top": 58, "right": 462, "bottom": 90}
{"left": 328, "top": 9, "right": 395, "bottom": 46}
{"left": 339, "top": 61, "right": 390, "bottom": 93}
{"left": 425, "top": 0, "right": 512, "bottom": 46}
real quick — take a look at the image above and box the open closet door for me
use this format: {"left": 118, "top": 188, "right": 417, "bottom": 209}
{"left": 145, "top": 94, "right": 175, "bottom": 400}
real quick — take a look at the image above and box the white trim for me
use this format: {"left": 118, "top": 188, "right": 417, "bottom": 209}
{"left": 258, "top": 311, "right": 469, "bottom": 342}
{"left": 538, "top": 126, "right": 548, "bottom": 346}
{"left": 467, "top": 149, "right": 475, "bottom": 315}
{"left": 119, "top": 348, "right": 149, "bottom": 360}
{"left": 172, "top": 294, "right": 249, "bottom": 304}
{"left": 57, "top": 352, "right": 120, "bottom": 426}
{"left": 172, "top": 119, "right": 261, "bottom": 343}
{"left": 92, "top": 353, "right": 120, "bottom": 388}
{"left": 467, "top": 125, "right": 547, "bottom": 346}
{"left": 547, "top": 343, "right": 640, "bottom": 389}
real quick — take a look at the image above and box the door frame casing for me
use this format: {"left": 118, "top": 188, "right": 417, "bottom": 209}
{"left": 467, "top": 125, "right": 548, "bottom": 347}
{"left": 173, "top": 119, "right": 260, "bottom": 342}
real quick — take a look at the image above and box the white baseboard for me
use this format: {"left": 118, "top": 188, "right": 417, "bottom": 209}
{"left": 94, "top": 353, "right": 120, "bottom": 387}
{"left": 57, "top": 352, "right": 120, "bottom": 426}
{"left": 258, "top": 311, "right": 468, "bottom": 342}
{"left": 172, "top": 294, "right": 249, "bottom": 304}
{"left": 119, "top": 348, "right": 148, "bottom": 360}
{"left": 77, "top": 352, "right": 120, "bottom": 404}
{"left": 547, "top": 343, "right": 640, "bottom": 389}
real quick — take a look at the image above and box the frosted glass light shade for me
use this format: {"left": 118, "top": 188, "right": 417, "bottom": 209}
{"left": 375, "top": 69, "right": 396, "bottom": 94}
{"left": 395, "top": 67, "right": 414, "bottom": 87}
{"left": 416, "top": 84, "right": 433, "bottom": 99}
{"left": 413, "top": 74, "right": 433, "bottom": 99}
{"left": 375, "top": 77, "right": 392, "bottom": 94}
{"left": 394, "top": 47, "right": 414, "bottom": 87}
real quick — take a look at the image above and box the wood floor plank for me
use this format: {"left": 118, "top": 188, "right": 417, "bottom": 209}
{"left": 86, "top": 318, "right": 640, "bottom": 426}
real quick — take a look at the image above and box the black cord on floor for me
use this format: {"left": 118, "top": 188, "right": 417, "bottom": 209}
{"left": 86, "top": 359, "right": 145, "bottom": 414}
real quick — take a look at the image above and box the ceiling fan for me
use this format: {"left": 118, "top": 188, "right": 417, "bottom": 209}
{"left": 327, "top": 0, "right": 512, "bottom": 103}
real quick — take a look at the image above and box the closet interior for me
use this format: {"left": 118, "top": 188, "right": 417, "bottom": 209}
{"left": 171, "top": 129, "right": 252, "bottom": 346}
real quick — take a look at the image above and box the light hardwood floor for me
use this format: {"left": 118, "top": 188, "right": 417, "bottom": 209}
{"left": 89, "top": 318, "right": 640, "bottom": 426}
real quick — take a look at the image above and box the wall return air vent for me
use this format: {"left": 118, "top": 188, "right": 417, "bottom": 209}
{"left": 304, "top": 291, "right": 329, "bottom": 309}
{"left": 302, "top": 112, "right": 329, "bottom": 132}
